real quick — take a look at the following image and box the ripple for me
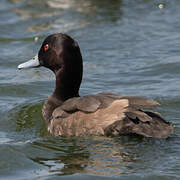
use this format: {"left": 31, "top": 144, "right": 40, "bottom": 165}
{"left": 0, "top": 101, "right": 47, "bottom": 141}
{"left": 0, "top": 131, "right": 12, "bottom": 144}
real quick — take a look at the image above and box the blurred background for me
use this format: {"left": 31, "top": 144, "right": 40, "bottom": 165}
{"left": 0, "top": 0, "right": 180, "bottom": 179}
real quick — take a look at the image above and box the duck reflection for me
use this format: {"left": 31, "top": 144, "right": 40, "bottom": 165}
{"left": 30, "top": 136, "right": 138, "bottom": 176}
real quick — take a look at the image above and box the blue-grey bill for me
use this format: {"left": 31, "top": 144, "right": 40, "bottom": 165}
{"left": 18, "top": 54, "right": 40, "bottom": 69}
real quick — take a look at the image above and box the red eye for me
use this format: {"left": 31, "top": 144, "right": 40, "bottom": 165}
{"left": 44, "top": 44, "right": 49, "bottom": 51}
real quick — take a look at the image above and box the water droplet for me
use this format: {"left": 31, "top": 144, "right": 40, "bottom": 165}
{"left": 158, "top": 3, "right": 164, "bottom": 9}
{"left": 34, "top": 37, "right": 39, "bottom": 42}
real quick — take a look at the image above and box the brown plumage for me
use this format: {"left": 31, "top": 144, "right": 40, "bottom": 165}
{"left": 46, "top": 92, "right": 173, "bottom": 138}
{"left": 18, "top": 33, "right": 173, "bottom": 138}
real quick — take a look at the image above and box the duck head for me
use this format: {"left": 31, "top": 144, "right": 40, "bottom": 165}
{"left": 18, "top": 33, "right": 83, "bottom": 100}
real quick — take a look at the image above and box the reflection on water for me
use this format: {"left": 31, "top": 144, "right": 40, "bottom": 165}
{"left": 1, "top": 102, "right": 47, "bottom": 140}
{"left": 30, "top": 136, "right": 129, "bottom": 176}
{"left": 13, "top": 0, "right": 122, "bottom": 33}
{"left": 25, "top": 135, "right": 174, "bottom": 176}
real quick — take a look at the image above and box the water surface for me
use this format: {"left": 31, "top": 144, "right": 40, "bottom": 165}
{"left": 0, "top": 0, "right": 180, "bottom": 179}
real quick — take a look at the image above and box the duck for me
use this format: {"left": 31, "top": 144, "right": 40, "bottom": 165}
{"left": 18, "top": 33, "right": 173, "bottom": 138}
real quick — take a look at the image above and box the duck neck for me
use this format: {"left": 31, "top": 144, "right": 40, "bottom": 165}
{"left": 53, "top": 64, "right": 82, "bottom": 102}
{"left": 43, "top": 66, "right": 82, "bottom": 125}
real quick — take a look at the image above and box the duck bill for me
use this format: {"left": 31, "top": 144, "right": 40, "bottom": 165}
{"left": 18, "top": 54, "right": 40, "bottom": 69}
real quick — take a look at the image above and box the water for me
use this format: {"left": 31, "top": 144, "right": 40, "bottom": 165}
{"left": 0, "top": 0, "right": 180, "bottom": 179}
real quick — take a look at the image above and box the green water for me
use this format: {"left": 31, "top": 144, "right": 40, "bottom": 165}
{"left": 0, "top": 0, "right": 180, "bottom": 179}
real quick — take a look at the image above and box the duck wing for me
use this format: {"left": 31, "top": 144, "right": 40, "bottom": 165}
{"left": 48, "top": 92, "right": 173, "bottom": 138}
